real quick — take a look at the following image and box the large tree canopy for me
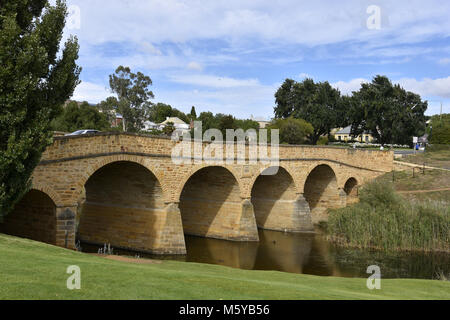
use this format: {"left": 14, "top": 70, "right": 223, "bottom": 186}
{"left": 348, "top": 75, "right": 427, "bottom": 145}
{"left": 100, "top": 66, "right": 154, "bottom": 132}
{"left": 148, "top": 102, "right": 189, "bottom": 124}
{"left": 267, "top": 118, "right": 314, "bottom": 145}
{"left": 51, "top": 101, "right": 111, "bottom": 133}
{"left": 274, "top": 78, "right": 344, "bottom": 144}
{"left": 0, "top": 0, "right": 81, "bottom": 219}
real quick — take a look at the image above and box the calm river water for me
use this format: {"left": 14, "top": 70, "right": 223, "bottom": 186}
{"left": 80, "top": 229, "right": 450, "bottom": 280}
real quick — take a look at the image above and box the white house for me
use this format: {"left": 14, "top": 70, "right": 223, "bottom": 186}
{"left": 157, "top": 117, "right": 191, "bottom": 135}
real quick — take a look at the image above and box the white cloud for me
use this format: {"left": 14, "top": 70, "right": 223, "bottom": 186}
{"left": 397, "top": 77, "right": 450, "bottom": 99}
{"left": 72, "top": 81, "right": 111, "bottom": 103}
{"left": 332, "top": 76, "right": 450, "bottom": 99}
{"left": 139, "top": 42, "right": 162, "bottom": 56}
{"left": 65, "top": 0, "right": 450, "bottom": 47}
{"left": 186, "top": 61, "right": 203, "bottom": 71}
{"left": 438, "top": 58, "right": 450, "bottom": 65}
{"left": 156, "top": 83, "right": 278, "bottom": 119}
{"left": 332, "top": 78, "right": 369, "bottom": 95}
{"left": 167, "top": 74, "right": 261, "bottom": 88}
{"left": 299, "top": 73, "right": 311, "bottom": 79}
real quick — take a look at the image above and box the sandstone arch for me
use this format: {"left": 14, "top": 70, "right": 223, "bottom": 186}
{"left": 72, "top": 155, "right": 168, "bottom": 206}
{"left": 0, "top": 189, "right": 57, "bottom": 245}
{"left": 251, "top": 166, "right": 312, "bottom": 232}
{"left": 304, "top": 164, "right": 341, "bottom": 223}
{"left": 179, "top": 166, "right": 258, "bottom": 241}
{"left": 344, "top": 177, "right": 359, "bottom": 205}
{"left": 77, "top": 161, "right": 184, "bottom": 253}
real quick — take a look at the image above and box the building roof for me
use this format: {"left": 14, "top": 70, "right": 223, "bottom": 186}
{"left": 335, "top": 126, "right": 352, "bottom": 134}
{"left": 160, "top": 117, "right": 187, "bottom": 125}
{"left": 335, "top": 125, "right": 371, "bottom": 135}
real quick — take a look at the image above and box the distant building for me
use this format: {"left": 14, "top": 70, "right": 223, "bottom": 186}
{"left": 112, "top": 114, "right": 123, "bottom": 128}
{"left": 143, "top": 121, "right": 158, "bottom": 131}
{"left": 250, "top": 115, "right": 271, "bottom": 129}
{"left": 157, "top": 117, "right": 190, "bottom": 134}
{"left": 334, "top": 126, "right": 375, "bottom": 143}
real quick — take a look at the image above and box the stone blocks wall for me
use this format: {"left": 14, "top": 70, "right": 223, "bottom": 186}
{"left": 3, "top": 133, "right": 393, "bottom": 253}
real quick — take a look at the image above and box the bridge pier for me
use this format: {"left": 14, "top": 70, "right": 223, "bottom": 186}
{"left": 252, "top": 194, "right": 314, "bottom": 232}
{"left": 338, "top": 188, "right": 348, "bottom": 208}
{"left": 238, "top": 199, "right": 259, "bottom": 241}
{"left": 56, "top": 206, "right": 77, "bottom": 250}
{"left": 152, "top": 202, "right": 187, "bottom": 255}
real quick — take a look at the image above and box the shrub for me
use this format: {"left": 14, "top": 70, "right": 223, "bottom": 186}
{"left": 317, "top": 136, "right": 329, "bottom": 145}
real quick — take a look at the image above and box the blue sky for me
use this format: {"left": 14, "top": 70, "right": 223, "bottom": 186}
{"left": 63, "top": 0, "right": 450, "bottom": 119}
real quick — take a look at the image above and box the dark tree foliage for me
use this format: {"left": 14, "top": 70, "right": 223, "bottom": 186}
{"left": 0, "top": 0, "right": 81, "bottom": 219}
{"left": 274, "top": 78, "right": 343, "bottom": 145}
{"left": 148, "top": 102, "right": 189, "bottom": 124}
{"left": 429, "top": 113, "right": 450, "bottom": 145}
{"left": 189, "top": 106, "right": 197, "bottom": 120}
{"left": 348, "top": 75, "right": 427, "bottom": 145}
{"left": 51, "top": 101, "right": 111, "bottom": 132}
{"left": 267, "top": 118, "right": 313, "bottom": 145}
{"left": 195, "top": 112, "right": 259, "bottom": 138}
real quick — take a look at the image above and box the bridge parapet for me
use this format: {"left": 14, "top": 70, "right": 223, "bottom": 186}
{"left": 41, "top": 132, "right": 393, "bottom": 173}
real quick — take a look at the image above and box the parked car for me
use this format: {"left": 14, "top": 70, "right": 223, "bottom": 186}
{"left": 65, "top": 129, "right": 99, "bottom": 136}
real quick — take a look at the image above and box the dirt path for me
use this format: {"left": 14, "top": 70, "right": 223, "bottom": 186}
{"left": 89, "top": 253, "right": 162, "bottom": 264}
{"left": 397, "top": 188, "right": 450, "bottom": 194}
{"left": 394, "top": 160, "right": 450, "bottom": 172}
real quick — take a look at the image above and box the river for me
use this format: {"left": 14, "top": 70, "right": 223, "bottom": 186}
{"left": 79, "top": 229, "right": 450, "bottom": 280}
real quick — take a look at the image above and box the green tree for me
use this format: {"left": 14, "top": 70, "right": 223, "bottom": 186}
{"left": 97, "top": 96, "right": 120, "bottom": 126}
{"left": 102, "top": 66, "right": 154, "bottom": 132}
{"left": 429, "top": 113, "right": 450, "bottom": 145}
{"left": 274, "top": 78, "right": 342, "bottom": 145}
{"left": 148, "top": 103, "right": 189, "bottom": 124}
{"left": 0, "top": 0, "right": 81, "bottom": 220}
{"left": 162, "top": 122, "right": 175, "bottom": 136}
{"left": 51, "top": 101, "right": 111, "bottom": 132}
{"left": 189, "top": 106, "right": 197, "bottom": 120}
{"left": 348, "top": 75, "right": 427, "bottom": 145}
{"left": 267, "top": 118, "right": 314, "bottom": 145}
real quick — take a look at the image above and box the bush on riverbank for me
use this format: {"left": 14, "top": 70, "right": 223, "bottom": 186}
{"left": 327, "top": 181, "right": 450, "bottom": 252}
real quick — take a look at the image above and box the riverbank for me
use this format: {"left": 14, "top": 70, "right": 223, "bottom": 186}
{"left": 326, "top": 172, "right": 449, "bottom": 253}
{"left": 0, "top": 233, "right": 449, "bottom": 300}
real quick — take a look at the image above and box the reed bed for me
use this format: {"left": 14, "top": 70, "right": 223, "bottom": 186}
{"left": 327, "top": 181, "right": 450, "bottom": 252}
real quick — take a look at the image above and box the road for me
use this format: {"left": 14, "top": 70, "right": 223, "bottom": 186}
{"left": 394, "top": 149, "right": 424, "bottom": 156}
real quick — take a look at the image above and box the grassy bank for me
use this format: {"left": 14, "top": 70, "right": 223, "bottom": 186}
{"left": 0, "top": 233, "right": 449, "bottom": 300}
{"left": 327, "top": 181, "right": 449, "bottom": 252}
{"left": 398, "top": 144, "right": 450, "bottom": 169}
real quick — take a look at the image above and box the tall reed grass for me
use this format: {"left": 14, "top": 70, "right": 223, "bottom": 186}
{"left": 327, "top": 181, "right": 450, "bottom": 252}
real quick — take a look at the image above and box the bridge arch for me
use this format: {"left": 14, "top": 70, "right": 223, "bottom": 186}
{"left": 30, "top": 183, "right": 63, "bottom": 207}
{"left": 76, "top": 160, "right": 168, "bottom": 252}
{"left": 343, "top": 177, "right": 359, "bottom": 205}
{"left": 344, "top": 177, "right": 358, "bottom": 196}
{"left": 0, "top": 189, "right": 57, "bottom": 245}
{"left": 175, "top": 164, "right": 243, "bottom": 202}
{"left": 303, "top": 164, "right": 341, "bottom": 223}
{"left": 178, "top": 165, "right": 256, "bottom": 241}
{"left": 72, "top": 155, "right": 168, "bottom": 206}
{"left": 250, "top": 166, "right": 300, "bottom": 231}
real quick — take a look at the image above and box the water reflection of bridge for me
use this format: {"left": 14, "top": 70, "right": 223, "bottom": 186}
{"left": 185, "top": 230, "right": 345, "bottom": 276}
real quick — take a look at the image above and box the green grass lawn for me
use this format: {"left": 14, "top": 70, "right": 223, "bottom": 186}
{"left": 0, "top": 234, "right": 449, "bottom": 300}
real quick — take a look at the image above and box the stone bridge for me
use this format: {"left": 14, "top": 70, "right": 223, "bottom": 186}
{"left": 0, "top": 133, "right": 393, "bottom": 254}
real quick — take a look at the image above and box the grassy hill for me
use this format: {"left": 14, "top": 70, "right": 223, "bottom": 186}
{"left": 0, "top": 233, "right": 449, "bottom": 300}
